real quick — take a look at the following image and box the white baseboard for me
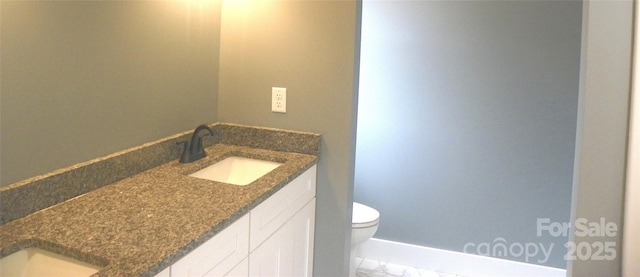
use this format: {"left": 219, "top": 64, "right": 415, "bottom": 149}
{"left": 356, "top": 238, "right": 566, "bottom": 277}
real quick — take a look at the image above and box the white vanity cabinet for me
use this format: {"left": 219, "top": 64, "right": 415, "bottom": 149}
{"left": 249, "top": 166, "right": 316, "bottom": 277}
{"left": 157, "top": 165, "right": 316, "bottom": 277}
{"left": 249, "top": 199, "right": 315, "bottom": 277}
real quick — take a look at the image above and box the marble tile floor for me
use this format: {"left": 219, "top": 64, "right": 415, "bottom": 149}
{"left": 354, "top": 257, "right": 467, "bottom": 277}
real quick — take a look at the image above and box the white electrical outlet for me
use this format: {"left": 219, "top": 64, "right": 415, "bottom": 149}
{"left": 272, "top": 87, "right": 286, "bottom": 113}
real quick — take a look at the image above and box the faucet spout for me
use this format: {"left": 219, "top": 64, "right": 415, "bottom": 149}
{"left": 179, "top": 124, "right": 215, "bottom": 163}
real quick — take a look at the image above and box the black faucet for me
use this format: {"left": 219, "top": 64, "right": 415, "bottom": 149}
{"left": 178, "top": 124, "right": 215, "bottom": 163}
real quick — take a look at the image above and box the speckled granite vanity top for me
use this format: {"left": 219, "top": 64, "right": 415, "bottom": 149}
{"left": 0, "top": 123, "right": 319, "bottom": 277}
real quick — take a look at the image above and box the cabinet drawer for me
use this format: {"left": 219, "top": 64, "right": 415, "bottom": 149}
{"left": 171, "top": 214, "right": 250, "bottom": 277}
{"left": 250, "top": 165, "right": 316, "bottom": 251}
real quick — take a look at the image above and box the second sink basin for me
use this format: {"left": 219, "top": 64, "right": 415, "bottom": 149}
{"left": 0, "top": 248, "right": 103, "bottom": 277}
{"left": 189, "top": 156, "right": 282, "bottom": 186}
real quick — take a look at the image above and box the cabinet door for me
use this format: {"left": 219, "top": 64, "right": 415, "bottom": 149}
{"left": 249, "top": 198, "right": 315, "bottom": 277}
{"left": 225, "top": 258, "right": 249, "bottom": 277}
{"left": 171, "top": 214, "right": 249, "bottom": 277}
{"left": 250, "top": 165, "right": 316, "bottom": 251}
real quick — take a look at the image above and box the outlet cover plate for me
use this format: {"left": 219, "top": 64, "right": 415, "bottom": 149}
{"left": 272, "top": 87, "right": 286, "bottom": 113}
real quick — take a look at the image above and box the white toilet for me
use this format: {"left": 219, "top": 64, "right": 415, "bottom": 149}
{"left": 350, "top": 202, "right": 380, "bottom": 277}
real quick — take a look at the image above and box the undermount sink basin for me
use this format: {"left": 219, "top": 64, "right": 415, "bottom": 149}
{"left": 0, "top": 248, "right": 103, "bottom": 277}
{"left": 189, "top": 156, "right": 282, "bottom": 186}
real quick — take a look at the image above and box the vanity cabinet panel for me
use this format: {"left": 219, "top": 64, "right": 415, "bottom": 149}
{"left": 249, "top": 165, "right": 316, "bottom": 251}
{"left": 170, "top": 214, "right": 250, "bottom": 277}
{"left": 249, "top": 198, "right": 315, "bottom": 277}
{"left": 225, "top": 258, "right": 248, "bottom": 277}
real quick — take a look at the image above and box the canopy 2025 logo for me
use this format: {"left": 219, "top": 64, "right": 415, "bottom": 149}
{"left": 538, "top": 218, "right": 617, "bottom": 261}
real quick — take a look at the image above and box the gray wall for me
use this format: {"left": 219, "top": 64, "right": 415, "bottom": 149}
{"left": 217, "top": 1, "right": 360, "bottom": 276}
{"left": 1, "top": 2, "right": 360, "bottom": 276}
{"left": 568, "top": 1, "right": 633, "bottom": 276}
{"left": 0, "top": 1, "right": 220, "bottom": 186}
{"left": 355, "top": 1, "right": 582, "bottom": 268}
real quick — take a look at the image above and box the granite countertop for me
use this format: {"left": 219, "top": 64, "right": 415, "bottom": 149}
{"left": 0, "top": 143, "right": 318, "bottom": 276}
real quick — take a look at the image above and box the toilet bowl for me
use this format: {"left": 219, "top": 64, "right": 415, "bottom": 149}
{"left": 351, "top": 202, "right": 380, "bottom": 246}
{"left": 350, "top": 202, "right": 380, "bottom": 277}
